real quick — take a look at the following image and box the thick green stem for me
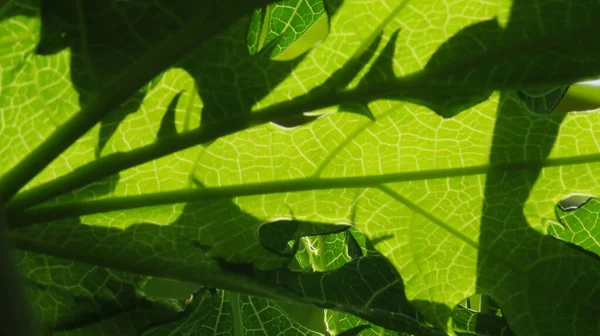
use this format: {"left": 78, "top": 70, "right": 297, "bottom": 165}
{"left": 9, "top": 151, "right": 600, "bottom": 226}
{"left": 0, "top": 0, "right": 276, "bottom": 205}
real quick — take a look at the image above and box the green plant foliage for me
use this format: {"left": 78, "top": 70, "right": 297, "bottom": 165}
{"left": 3, "top": 0, "right": 600, "bottom": 335}
{"left": 142, "top": 289, "right": 233, "bottom": 336}
{"left": 451, "top": 306, "right": 514, "bottom": 336}
{"left": 247, "top": 0, "right": 329, "bottom": 60}
{"left": 143, "top": 289, "right": 329, "bottom": 335}
{"left": 550, "top": 196, "right": 600, "bottom": 257}
{"left": 18, "top": 250, "right": 185, "bottom": 334}
{"left": 517, "top": 86, "right": 569, "bottom": 115}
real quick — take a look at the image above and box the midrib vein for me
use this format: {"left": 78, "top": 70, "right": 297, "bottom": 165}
{"left": 13, "top": 152, "right": 600, "bottom": 224}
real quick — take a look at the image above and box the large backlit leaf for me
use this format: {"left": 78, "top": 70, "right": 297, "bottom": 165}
{"left": 183, "top": 90, "right": 600, "bottom": 335}
{"left": 5, "top": 0, "right": 600, "bottom": 335}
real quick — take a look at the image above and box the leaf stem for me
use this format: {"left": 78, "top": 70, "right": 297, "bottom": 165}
{"left": 0, "top": 0, "right": 277, "bottom": 205}
{"left": 9, "top": 152, "right": 600, "bottom": 226}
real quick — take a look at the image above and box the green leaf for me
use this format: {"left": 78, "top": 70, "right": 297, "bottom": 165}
{"left": 267, "top": 256, "right": 438, "bottom": 335}
{"left": 17, "top": 251, "right": 183, "bottom": 334}
{"left": 145, "top": 288, "right": 327, "bottom": 335}
{"left": 0, "top": 0, "right": 275, "bottom": 203}
{"left": 517, "top": 86, "right": 569, "bottom": 115}
{"left": 259, "top": 219, "right": 350, "bottom": 256}
{"left": 8, "top": 0, "right": 600, "bottom": 209}
{"left": 247, "top": 0, "right": 329, "bottom": 60}
{"left": 237, "top": 293, "right": 325, "bottom": 335}
{"left": 142, "top": 289, "right": 233, "bottom": 336}
{"left": 300, "top": 228, "right": 414, "bottom": 335}
{"left": 0, "top": 210, "right": 40, "bottom": 335}
{"left": 550, "top": 196, "right": 600, "bottom": 257}
{"left": 326, "top": 311, "right": 405, "bottom": 336}
{"left": 451, "top": 305, "right": 514, "bottom": 336}
{"left": 554, "top": 83, "right": 600, "bottom": 113}
{"left": 6, "top": 1, "right": 600, "bottom": 335}
{"left": 175, "top": 90, "right": 599, "bottom": 335}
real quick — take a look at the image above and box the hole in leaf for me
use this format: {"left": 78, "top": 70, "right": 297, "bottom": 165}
{"left": 258, "top": 219, "right": 350, "bottom": 257}
{"left": 551, "top": 196, "right": 600, "bottom": 261}
{"left": 553, "top": 83, "right": 600, "bottom": 114}
{"left": 517, "top": 86, "right": 569, "bottom": 115}
{"left": 557, "top": 194, "right": 592, "bottom": 211}
{"left": 453, "top": 295, "right": 514, "bottom": 336}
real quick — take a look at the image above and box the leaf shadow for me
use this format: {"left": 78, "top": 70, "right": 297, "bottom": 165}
{"left": 31, "top": 0, "right": 348, "bottom": 162}
{"left": 423, "top": 1, "right": 600, "bottom": 84}
{"left": 176, "top": 1, "right": 344, "bottom": 126}
{"left": 35, "top": 0, "right": 183, "bottom": 155}
{"left": 267, "top": 255, "right": 444, "bottom": 336}
{"left": 475, "top": 90, "right": 600, "bottom": 334}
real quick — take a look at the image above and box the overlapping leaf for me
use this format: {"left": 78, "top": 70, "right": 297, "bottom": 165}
{"left": 247, "top": 0, "right": 329, "bottom": 60}
{"left": 549, "top": 196, "right": 600, "bottom": 257}
{"left": 309, "top": 229, "right": 413, "bottom": 335}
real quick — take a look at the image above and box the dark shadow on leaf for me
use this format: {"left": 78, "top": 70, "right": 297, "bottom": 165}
{"left": 265, "top": 256, "right": 445, "bottom": 335}
{"left": 315, "top": 34, "right": 383, "bottom": 93}
{"left": 35, "top": 0, "right": 69, "bottom": 55}
{"left": 34, "top": 0, "right": 316, "bottom": 161}
{"left": 451, "top": 302, "right": 515, "bottom": 336}
{"left": 561, "top": 241, "right": 600, "bottom": 263}
{"left": 419, "top": 0, "right": 600, "bottom": 117}
{"left": 324, "top": 0, "right": 345, "bottom": 20}
{"left": 14, "top": 239, "right": 175, "bottom": 333}
{"left": 259, "top": 219, "right": 350, "bottom": 256}
{"left": 360, "top": 30, "right": 399, "bottom": 86}
{"left": 517, "top": 86, "right": 570, "bottom": 115}
{"left": 335, "top": 29, "right": 399, "bottom": 121}
{"left": 345, "top": 230, "right": 363, "bottom": 259}
{"left": 335, "top": 324, "right": 371, "bottom": 336}
{"left": 14, "top": 215, "right": 443, "bottom": 334}
{"left": 476, "top": 90, "right": 600, "bottom": 334}
{"left": 157, "top": 91, "right": 183, "bottom": 138}
{"left": 176, "top": 2, "right": 344, "bottom": 127}
{"left": 369, "top": 234, "right": 394, "bottom": 247}
{"left": 95, "top": 89, "right": 148, "bottom": 158}
{"left": 54, "top": 173, "right": 120, "bottom": 203}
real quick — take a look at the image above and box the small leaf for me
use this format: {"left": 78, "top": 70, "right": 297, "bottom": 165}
{"left": 550, "top": 196, "right": 600, "bottom": 257}
{"left": 246, "top": 0, "right": 329, "bottom": 60}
